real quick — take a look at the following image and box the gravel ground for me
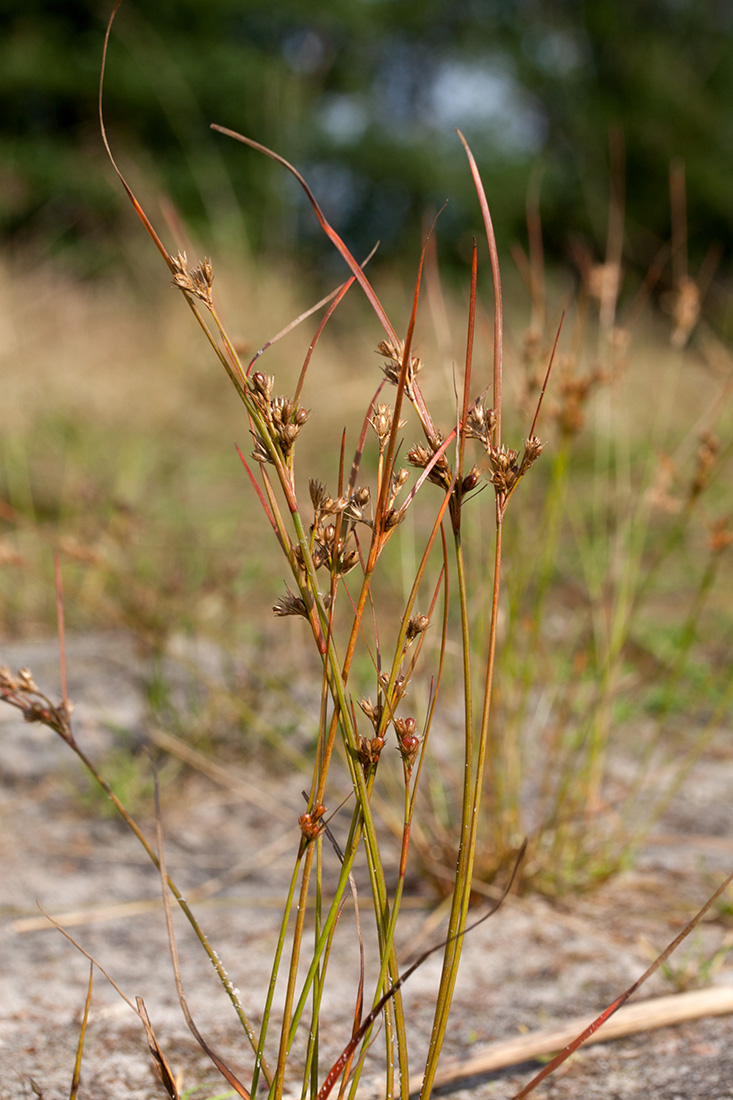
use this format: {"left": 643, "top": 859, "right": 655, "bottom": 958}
{"left": 1, "top": 631, "right": 732, "bottom": 1100}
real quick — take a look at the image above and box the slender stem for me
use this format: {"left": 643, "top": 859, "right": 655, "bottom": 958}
{"left": 272, "top": 845, "right": 317, "bottom": 1100}
{"left": 69, "top": 739, "right": 270, "bottom": 1084}
{"left": 250, "top": 854, "right": 303, "bottom": 1098}
{"left": 419, "top": 528, "right": 473, "bottom": 1097}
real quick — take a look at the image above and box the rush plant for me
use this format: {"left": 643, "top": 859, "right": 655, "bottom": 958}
{"left": 3, "top": 4, "right": 733, "bottom": 1099}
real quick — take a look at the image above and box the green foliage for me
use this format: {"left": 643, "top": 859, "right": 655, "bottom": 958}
{"left": 3, "top": 0, "right": 733, "bottom": 292}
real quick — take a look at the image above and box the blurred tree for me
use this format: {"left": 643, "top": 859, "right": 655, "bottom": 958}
{"left": 2, "top": 0, "right": 730, "bottom": 292}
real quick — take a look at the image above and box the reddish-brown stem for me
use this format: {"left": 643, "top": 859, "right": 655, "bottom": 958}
{"left": 512, "top": 862, "right": 733, "bottom": 1098}
{"left": 457, "top": 130, "right": 503, "bottom": 446}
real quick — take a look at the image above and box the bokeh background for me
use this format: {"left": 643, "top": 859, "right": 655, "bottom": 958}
{"left": 3, "top": 0, "right": 732, "bottom": 297}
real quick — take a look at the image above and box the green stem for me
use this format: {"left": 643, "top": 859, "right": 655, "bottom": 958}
{"left": 251, "top": 853, "right": 304, "bottom": 1098}
{"left": 420, "top": 512, "right": 488, "bottom": 1097}
{"left": 271, "top": 844, "right": 317, "bottom": 1100}
{"left": 69, "top": 739, "right": 270, "bottom": 1084}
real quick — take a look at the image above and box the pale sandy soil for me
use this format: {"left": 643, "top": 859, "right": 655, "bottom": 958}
{"left": 1, "top": 632, "right": 733, "bottom": 1100}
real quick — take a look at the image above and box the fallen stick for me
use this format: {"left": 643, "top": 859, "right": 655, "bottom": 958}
{"left": 408, "top": 985, "right": 733, "bottom": 1093}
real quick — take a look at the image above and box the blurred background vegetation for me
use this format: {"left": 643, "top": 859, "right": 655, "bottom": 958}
{"left": 2, "top": 1, "right": 733, "bottom": 891}
{"left": 2, "top": 0, "right": 732, "bottom": 305}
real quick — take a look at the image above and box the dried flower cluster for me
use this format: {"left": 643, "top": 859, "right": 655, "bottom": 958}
{"left": 352, "top": 607, "right": 430, "bottom": 779}
{"left": 368, "top": 402, "right": 406, "bottom": 450}
{"left": 250, "top": 371, "right": 310, "bottom": 461}
{"left": 406, "top": 440, "right": 453, "bottom": 491}
{"left": 171, "top": 251, "right": 214, "bottom": 307}
{"left": 0, "top": 666, "right": 74, "bottom": 743}
{"left": 376, "top": 339, "right": 423, "bottom": 400}
{"left": 394, "top": 716, "right": 420, "bottom": 775}
{"left": 298, "top": 801, "right": 326, "bottom": 845}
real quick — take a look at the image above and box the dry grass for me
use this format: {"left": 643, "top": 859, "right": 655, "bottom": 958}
{"left": 2, "top": 251, "right": 732, "bottom": 840}
{"left": 2, "top": 208, "right": 733, "bottom": 1097}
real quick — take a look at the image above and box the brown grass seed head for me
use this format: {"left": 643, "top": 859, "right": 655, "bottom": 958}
{"left": 379, "top": 671, "right": 407, "bottom": 703}
{"left": 465, "top": 400, "right": 497, "bottom": 448}
{"left": 0, "top": 667, "right": 74, "bottom": 741}
{"left": 487, "top": 444, "right": 520, "bottom": 494}
{"left": 394, "top": 716, "right": 420, "bottom": 770}
{"left": 387, "top": 468, "right": 410, "bottom": 510}
{"left": 376, "top": 339, "right": 423, "bottom": 398}
{"left": 171, "top": 251, "right": 214, "bottom": 306}
{"left": 273, "top": 591, "right": 309, "bottom": 618}
{"left": 356, "top": 733, "right": 386, "bottom": 777}
{"left": 519, "top": 436, "right": 544, "bottom": 474}
{"left": 359, "top": 697, "right": 384, "bottom": 730}
{"left": 461, "top": 465, "right": 482, "bottom": 494}
{"left": 269, "top": 395, "right": 309, "bottom": 455}
{"left": 406, "top": 614, "right": 430, "bottom": 642}
{"left": 298, "top": 802, "right": 326, "bottom": 843}
{"left": 369, "top": 403, "right": 406, "bottom": 447}
{"left": 407, "top": 441, "right": 452, "bottom": 490}
{"left": 251, "top": 434, "right": 272, "bottom": 464}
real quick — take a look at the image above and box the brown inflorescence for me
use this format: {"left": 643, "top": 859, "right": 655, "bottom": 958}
{"left": 356, "top": 733, "right": 386, "bottom": 778}
{"left": 298, "top": 802, "right": 326, "bottom": 845}
{"left": 248, "top": 371, "right": 309, "bottom": 460}
{"left": 405, "top": 614, "right": 430, "bottom": 642}
{"left": 171, "top": 252, "right": 214, "bottom": 307}
{"left": 376, "top": 339, "right": 424, "bottom": 400}
{"left": 394, "top": 716, "right": 420, "bottom": 774}
{"left": 0, "top": 666, "right": 74, "bottom": 744}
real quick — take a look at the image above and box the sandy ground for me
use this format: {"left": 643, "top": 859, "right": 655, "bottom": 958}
{"left": 1, "top": 631, "right": 733, "bottom": 1100}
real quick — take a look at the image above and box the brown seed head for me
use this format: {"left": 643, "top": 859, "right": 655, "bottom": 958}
{"left": 379, "top": 672, "right": 407, "bottom": 702}
{"left": 18, "top": 667, "right": 40, "bottom": 693}
{"left": 267, "top": 396, "right": 309, "bottom": 454}
{"left": 519, "top": 436, "right": 544, "bottom": 475}
{"left": 251, "top": 435, "right": 272, "bottom": 464}
{"left": 407, "top": 442, "right": 452, "bottom": 489}
{"left": 299, "top": 803, "right": 326, "bottom": 843}
{"left": 356, "top": 734, "right": 386, "bottom": 776}
{"left": 376, "top": 340, "right": 423, "bottom": 397}
{"left": 189, "top": 258, "right": 214, "bottom": 305}
{"left": 270, "top": 396, "right": 293, "bottom": 424}
{"left": 338, "top": 547, "right": 360, "bottom": 576}
{"left": 406, "top": 614, "right": 430, "bottom": 642}
{"left": 461, "top": 466, "right": 482, "bottom": 494}
{"left": 359, "top": 697, "right": 384, "bottom": 730}
{"left": 384, "top": 507, "right": 405, "bottom": 530}
{"left": 369, "top": 403, "right": 405, "bottom": 445}
{"left": 394, "top": 717, "right": 420, "bottom": 770}
{"left": 343, "top": 488, "right": 371, "bottom": 524}
{"left": 273, "top": 591, "right": 309, "bottom": 618}
{"left": 310, "top": 479, "right": 327, "bottom": 511}
{"left": 391, "top": 469, "right": 409, "bottom": 494}
{"left": 488, "top": 445, "right": 520, "bottom": 494}
{"left": 407, "top": 443, "right": 430, "bottom": 469}
{"left": 253, "top": 371, "right": 274, "bottom": 398}
{"left": 466, "top": 401, "right": 497, "bottom": 448}
{"left": 0, "top": 666, "right": 18, "bottom": 692}
{"left": 250, "top": 372, "right": 275, "bottom": 417}
{"left": 0, "top": 666, "right": 75, "bottom": 742}
{"left": 171, "top": 252, "right": 214, "bottom": 306}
